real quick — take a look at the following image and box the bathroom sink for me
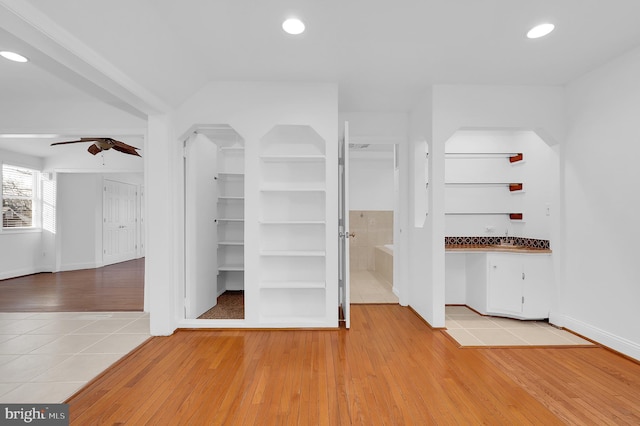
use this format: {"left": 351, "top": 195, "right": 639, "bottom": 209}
{"left": 492, "top": 243, "right": 526, "bottom": 250}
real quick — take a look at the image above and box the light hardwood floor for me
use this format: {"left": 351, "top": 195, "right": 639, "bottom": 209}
{"left": 66, "top": 304, "right": 640, "bottom": 425}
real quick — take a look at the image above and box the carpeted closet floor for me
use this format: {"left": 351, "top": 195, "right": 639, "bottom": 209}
{"left": 198, "top": 291, "right": 244, "bottom": 319}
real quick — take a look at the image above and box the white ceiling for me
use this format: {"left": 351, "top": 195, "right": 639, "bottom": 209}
{"left": 2, "top": 0, "right": 640, "bottom": 114}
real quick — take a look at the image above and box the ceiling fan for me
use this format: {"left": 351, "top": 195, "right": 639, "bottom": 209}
{"left": 51, "top": 137, "right": 141, "bottom": 157}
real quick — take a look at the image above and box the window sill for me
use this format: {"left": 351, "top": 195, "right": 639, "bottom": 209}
{"left": 0, "top": 227, "right": 42, "bottom": 235}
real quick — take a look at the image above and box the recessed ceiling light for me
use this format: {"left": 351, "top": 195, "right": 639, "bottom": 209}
{"left": 0, "top": 51, "right": 29, "bottom": 63}
{"left": 282, "top": 18, "right": 305, "bottom": 35}
{"left": 527, "top": 23, "right": 555, "bottom": 39}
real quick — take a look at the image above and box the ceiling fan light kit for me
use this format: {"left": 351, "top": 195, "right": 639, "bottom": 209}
{"left": 51, "top": 137, "right": 141, "bottom": 157}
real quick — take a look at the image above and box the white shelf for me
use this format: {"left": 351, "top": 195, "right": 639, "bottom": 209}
{"left": 445, "top": 152, "right": 520, "bottom": 159}
{"left": 259, "top": 281, "right": 326, "bottom": 289}
{"left": 260, "top": 250, "right": 326, "bottom": 257}
{"left": 218, "top": 218, "right": 244, "bottom": 222}
{"left": 218, "top": 172, "right": 244, "bottom": 177}
{"left": 260, "top": 186, "right": 325, "bottom": 192}
{"left": 219, "top": 241, "right": 244, "bottom": 246}
{"left": 260, "top": 154, "right": 325, "bottom": 162}
{"left": 259, "top": 220, "right": 325, "bottom": 225}
{"left": 220, "top": 146, "right": 244, "bottom": 151}
{"left": 219, "top": 264, "right": 244, "bottom": 271}
{"left": 218, "top": 196, "right": 244, "bottom": 200}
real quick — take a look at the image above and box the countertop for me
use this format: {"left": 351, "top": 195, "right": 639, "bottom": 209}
{"left": 445, "top": 244, "right": 552, "bottom": 253}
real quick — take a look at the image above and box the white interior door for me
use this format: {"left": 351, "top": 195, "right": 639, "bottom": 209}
{"left": 103, "top": 179, "right": 138, "bottom": 265}
{"left": 338, "top": 121, "right": 351, "bottom": 328}
{"left": 184, "top": 135, "right": 219, "bottom": 318}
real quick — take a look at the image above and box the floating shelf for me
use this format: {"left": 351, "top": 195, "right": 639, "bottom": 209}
{"left": 446, "top": 212, "right": 524, "bottom": 219}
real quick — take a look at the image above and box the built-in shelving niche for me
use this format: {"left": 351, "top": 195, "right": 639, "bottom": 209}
{"left": 258, "top": 125, "right": 328, "bottom": 324}
{"left": 183, "top": 124, "right": 245, "bottom": 320}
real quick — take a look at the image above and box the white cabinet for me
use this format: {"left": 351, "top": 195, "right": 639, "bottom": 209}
{"left": 466, "top": 252, "right": 552, "bottom": 320}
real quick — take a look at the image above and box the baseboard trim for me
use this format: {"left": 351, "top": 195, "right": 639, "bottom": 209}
{"left": 550, "top": 313, "right": 640, "bottom": 361}
{"left": 0, "top": 266, "right": 48, "bottom": 280}
{"left": 58, "top": 261, "right": 101, "bottom": 272}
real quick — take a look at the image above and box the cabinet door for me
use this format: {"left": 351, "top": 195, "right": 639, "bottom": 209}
{"left": 521, "top": 255, "right": 552, "bottom": 319}
{"left": 487, "top": 254, "right": 523, "bottom": 316}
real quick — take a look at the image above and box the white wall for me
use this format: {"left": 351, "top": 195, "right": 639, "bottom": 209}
{"left": 417, "top": 85, "right": 566, "bottom": 328}
{"left": 556, "top": 46, "right": 640, "bottom": 360}
{"left": 349, "top": 151, "right": 394, "bottom": 211}
{"left": 149, "top": 81, "right": 339, "bottom": 332}
{"left": 56, "top": 173, "right": 102, "bottom": 271}
{"left": 444, "top": 130, "right": 556, "bottom": 240}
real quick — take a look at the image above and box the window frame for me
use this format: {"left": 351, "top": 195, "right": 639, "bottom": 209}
{"left": 1, "top": 163, "right": 41, "bottom": 232}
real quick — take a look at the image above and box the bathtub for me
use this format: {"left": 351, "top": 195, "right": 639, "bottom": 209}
{"left": 374, "top": 244, "right": 393, "bottom": 286}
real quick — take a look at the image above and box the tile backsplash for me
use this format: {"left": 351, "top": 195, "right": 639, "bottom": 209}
{"left": 445, "top": 236, "right": 550, "bottom": 249}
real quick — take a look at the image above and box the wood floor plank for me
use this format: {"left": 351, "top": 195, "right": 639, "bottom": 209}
{"left": 66, "top": 305, "right": 640, "bottom": 425}
{"left": 0, "top": 258, "right": 144, "bottom": 311}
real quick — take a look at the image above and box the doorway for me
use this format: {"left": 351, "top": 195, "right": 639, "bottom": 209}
{"left": 183, "top": 125, "right": 245, "bottom": 321}
{"left": 348, "top": 143, "right": 399, "bottom": 304}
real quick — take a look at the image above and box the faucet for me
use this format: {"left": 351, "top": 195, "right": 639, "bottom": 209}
{"left": 501, "top": 229, "right": 512, "bottom": 246}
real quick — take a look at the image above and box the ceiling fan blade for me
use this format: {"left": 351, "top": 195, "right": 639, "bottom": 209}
{"left": 112, "top": 143, "right": 141, "bottom": 157}
{"left": 51, "top": 139, "right": 93, "bottom": 146}
{"left": 87, "top": 144, "right": 102, "bottom": 155}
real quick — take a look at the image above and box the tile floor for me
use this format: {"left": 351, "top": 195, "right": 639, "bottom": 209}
{"left": 0, "top": 311, "right": 150, "bottom": 403}
{"left": 350, "top": 270, "right": 398, "bottom": 303}
{"left": 444, "top": 305, "right": 595, "bottom": 347}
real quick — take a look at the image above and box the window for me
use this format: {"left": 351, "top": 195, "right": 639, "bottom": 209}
{"left": 2, "top": 164, "right": 38, "bottom": 229}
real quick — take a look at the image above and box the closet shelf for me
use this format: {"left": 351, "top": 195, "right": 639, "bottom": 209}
{"left": 218, "top": 196, "right": 244, "bottom": 200}
{"left": 218, "top": 172, "right": 244, "bottom": 177}
{"left": 218, "top": 264, "right": 244, "bottom": 271}
{"left": 217, "top": 218, "right": 244, "bottom": 222}
{"left": 259, "top": 281, "right": 326, "bottom": 289}
{"left": 260, "top": 250, "right": 326, "bottom": 257}
{"left": 259, "top": 220, "right": 326, "bottom": 225}
{"left": 260, "top": 154, "right": 325, "bottom": 162}
{"left": 260, "top": 186, "right": 325, "bottom": 192}
{"left": 219, "top": 241, "right": 244, "bottom": 246}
